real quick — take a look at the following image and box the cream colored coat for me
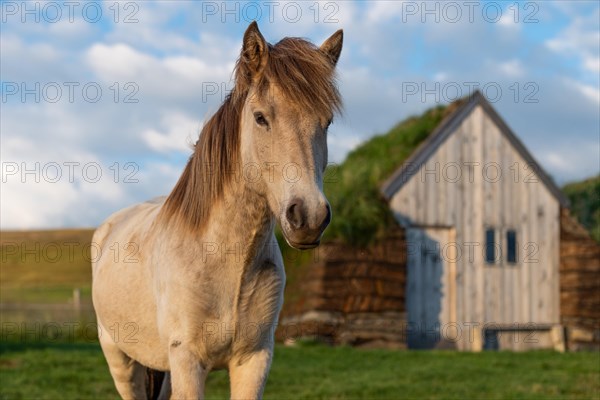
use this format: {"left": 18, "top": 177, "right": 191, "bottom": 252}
{"left": 92, "top": 22, "right": 343, "bottom": 400}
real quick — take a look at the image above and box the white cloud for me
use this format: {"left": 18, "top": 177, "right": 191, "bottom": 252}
{"left": 583, "top": 54, "right": 600, "bottom": 75}
{"left": 142, "top": 112, "right": 201, "bottom": 153}
{"left": 46, "top": 17, "right": 96, "bottom": 41}
{"left": 433, "top": 72, "right": 448, "bottom": 82}
{"left": 498, "top": 11, "right": 521, "bottom": 29}
{"left": 546, "top": 13, "right": 600, "bottom": 75}
{"left": 86, "top": 43, "right": 155, "bottom": 80}
{"left": 0, "top": 141, "right": 126, "bottom": 229}
{"left": 2, "top": 1, "right": 599, "bottom": 229}
{"left": 0, "top": 34, "right": 65, "bottom": 81}
{"left": 544, "top": 152, "right": 571, "bottom": 171}
{"left": 571, "top": 80, "right": 600, "bottom": 104}
{"left": 1, "top": 178, "right": 79, "bottom": 229}
{"left": 539, "top": 142, "right": 600, "bottom": 185}
{"left": 327, "top": 131, "right": 362, "bottom": 164}
{"left": 366, "top": 1, "right": 405, "bottom": 23}
{"left": 85, "top": 42, "right": 234, "bottom": 104}
{"left": 497, "top": 59, "right": 525, "bottom": 78}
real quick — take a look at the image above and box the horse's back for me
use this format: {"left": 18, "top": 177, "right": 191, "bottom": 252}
{"left": 92, "top": 195, "right": 165, "bottom": 292}
{"left": 92, "top": 196, "right": 165, "bottom": 257}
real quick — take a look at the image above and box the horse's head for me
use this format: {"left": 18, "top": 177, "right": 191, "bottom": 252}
{"left": 236, "top": 22, "right": 342, "bottom": 250}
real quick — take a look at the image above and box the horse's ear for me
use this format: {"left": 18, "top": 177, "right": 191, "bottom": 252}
{"left": 241, "top": 21, "right": 269, "bottom": 77}
{"left": 320, "top": 29, "right": 343, "bottom": 67}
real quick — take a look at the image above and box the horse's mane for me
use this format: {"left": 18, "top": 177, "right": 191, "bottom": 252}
{"left": 159, "top": 37, "right": 342, "bottom": 230}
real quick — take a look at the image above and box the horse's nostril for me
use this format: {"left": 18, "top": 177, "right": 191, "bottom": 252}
{"left": 286, "top": 198, "right": 306, "bottom": 230}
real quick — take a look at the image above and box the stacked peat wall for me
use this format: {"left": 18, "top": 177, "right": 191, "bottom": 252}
{"left": 278, "top": 228, "right": 407, "bottom": 348}
{"left": 560, "top": 209, "right": 600, "bottom": 351}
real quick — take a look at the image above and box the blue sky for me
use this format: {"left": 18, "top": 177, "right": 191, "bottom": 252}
{"left": 1, "top": 0, "right": 599, "bottom": 229}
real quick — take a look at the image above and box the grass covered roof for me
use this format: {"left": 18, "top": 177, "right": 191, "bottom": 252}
{"left": 322, "top": 99, "right": 467, "bottom": 246}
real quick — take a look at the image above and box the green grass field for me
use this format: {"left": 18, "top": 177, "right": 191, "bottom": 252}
{"left": 1, "top": 226, "right": 599, "bottom": 400}
{"left": 1, "top": 341, "right": 598, "bottom": 400}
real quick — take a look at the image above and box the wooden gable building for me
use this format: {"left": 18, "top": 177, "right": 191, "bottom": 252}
{"left": 381, "top": 91, "right": 566, "bottom": 351}
{"left": 279, "top": 92, "right": 599, "bottom": 351}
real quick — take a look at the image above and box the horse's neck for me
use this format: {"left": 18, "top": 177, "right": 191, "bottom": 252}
{"left": 163, "top": 180, "right": 275, "bottom": 269}
{"left": 216, "top": 183, "right": 275, "bottom": 259}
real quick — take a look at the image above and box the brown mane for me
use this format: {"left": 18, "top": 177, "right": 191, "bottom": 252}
{"left": 159, "top": 37, "right": 342, "bottom": 230}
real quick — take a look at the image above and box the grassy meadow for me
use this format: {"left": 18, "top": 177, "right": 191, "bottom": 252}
{"left": 0, "top": 226, "right": 598, "bottom": 400}
{"left": 1, "top": 340, "right": 599, "bottom": 400}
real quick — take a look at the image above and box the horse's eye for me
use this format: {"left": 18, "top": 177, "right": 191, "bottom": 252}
{"left": 325, "top": 118, "right": 333, "bottom": 129}
{"left": 254, "top": 112, "right": 268, "bottom": 127}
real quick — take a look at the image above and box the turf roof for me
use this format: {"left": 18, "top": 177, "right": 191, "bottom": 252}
{"left": 322, "top": 97, "right": 467, "bottom": 246}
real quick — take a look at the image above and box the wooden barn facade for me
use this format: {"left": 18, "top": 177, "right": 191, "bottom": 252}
{"left": 382, "top": 92, "right": 566, "bottom": 351}
{"left": 279, "top": 92, "right": 600, "bottom": 351}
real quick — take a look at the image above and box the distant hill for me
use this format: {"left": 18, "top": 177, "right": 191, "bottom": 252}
{"left": 0, "top": 229, "right": 94, "bottom": 303}
{"left": 562, "top": 175, "right": 600, "bottom": 242}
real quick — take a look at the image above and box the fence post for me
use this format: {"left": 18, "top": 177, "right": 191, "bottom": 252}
{"left": 73, "top": 288, "right": 81, "bottom": 311}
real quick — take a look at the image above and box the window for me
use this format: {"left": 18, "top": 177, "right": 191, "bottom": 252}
{"left": 485, "top": 229, "right": 495, "bottom": 264}
{"left": 507, "top": 230, "right": 517, "bottom": 264}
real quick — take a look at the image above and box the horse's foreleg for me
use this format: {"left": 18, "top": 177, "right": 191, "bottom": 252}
{"left": 229, "top": 348, "right": 273, "bottom": 400}
{"left": 98, "top": 324, "right": 147, "bottom": 400}
{"left": 169, "top": 344, "right": 208, "bottom": 399}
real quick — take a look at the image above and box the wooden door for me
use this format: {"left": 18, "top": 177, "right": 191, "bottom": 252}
{"left": 406, "top": 227, "right": 456, "bottom": 349}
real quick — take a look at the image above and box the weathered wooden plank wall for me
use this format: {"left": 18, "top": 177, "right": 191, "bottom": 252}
{"left": 389, "top": 104, "right": 561, "bottom": 350}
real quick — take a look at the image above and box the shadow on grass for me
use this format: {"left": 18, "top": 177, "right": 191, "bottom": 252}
{"left": 0, "top": 339, "right": 101, "bottom": 355}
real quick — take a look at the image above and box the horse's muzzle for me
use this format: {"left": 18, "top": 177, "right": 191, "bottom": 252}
{"left": 282, "top": 198, "right": 330, "bottom": 249}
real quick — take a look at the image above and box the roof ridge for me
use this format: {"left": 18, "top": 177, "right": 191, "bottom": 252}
{"left": 380, "top": 91, "right": 568, "bottom": 207}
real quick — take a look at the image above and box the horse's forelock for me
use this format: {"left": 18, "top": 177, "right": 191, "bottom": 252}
{"left": 236, "top": 37, "right": 342, "bottom": 119}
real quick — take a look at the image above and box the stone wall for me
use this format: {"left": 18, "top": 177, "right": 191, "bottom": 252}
{"left": 559, "top": 208, "right": 600, "bottom": 350}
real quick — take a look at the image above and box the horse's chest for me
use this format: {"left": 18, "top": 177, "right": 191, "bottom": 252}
{"left": 215, "top": 261, "right": 285, "bottom": 355}
{"left": 238, "top": 260, "right": 284, "bottom": 318}
{"left": 163, "top": 259, "right": 284, "bottom": 362}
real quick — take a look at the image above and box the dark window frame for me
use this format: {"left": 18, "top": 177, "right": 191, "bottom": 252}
{"left": 506, "top": 229, "right": 517, "bottom": 264}
{"left": 485, "top": 228, "right": 496, "bottom": 264}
